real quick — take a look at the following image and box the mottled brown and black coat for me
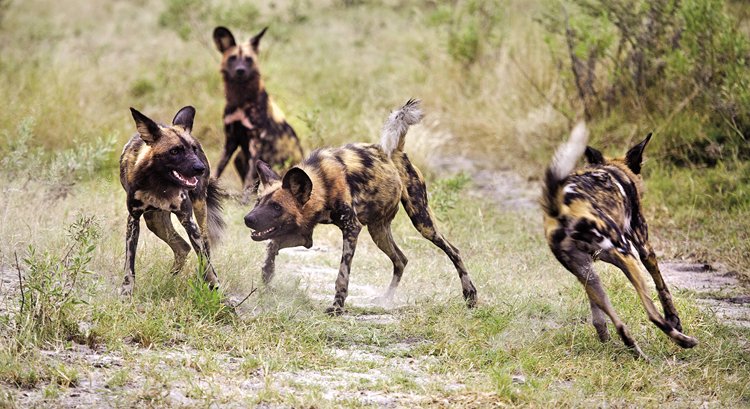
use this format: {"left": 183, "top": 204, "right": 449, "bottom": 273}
{"left": 244, "top": 100, "right": 477, "bottom": 314}
{"left": 119, "top": 106, "right": 225, "bottom": 295}
{"left": 541, "top": 123, "right": 697, "bottom": 359}
{"left": 212, "top": 26, "right": 303, "bottom": 191}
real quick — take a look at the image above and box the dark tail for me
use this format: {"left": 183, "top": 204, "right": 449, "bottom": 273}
{"left": 541, "top": 122, "right": 588, "bottom": 217}
{"left": 206, "top": 178, "right": 227, "bottom": 246}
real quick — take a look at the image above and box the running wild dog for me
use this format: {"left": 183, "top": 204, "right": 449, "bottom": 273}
{"left": 120, "top": 106, "right": 225, "bottom": 295}
{"left": 243, "top": 99, "right": 478, "bottom": 314}
{"left": 541, "top": 122, "right": 697, "bottom": 359}
{"left": 212, "top": 26, "right": 303, "bottom": 191}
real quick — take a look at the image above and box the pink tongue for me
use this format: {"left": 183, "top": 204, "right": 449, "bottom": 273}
{"left": 187, "top": 176, "right": 198, "bottom": 185}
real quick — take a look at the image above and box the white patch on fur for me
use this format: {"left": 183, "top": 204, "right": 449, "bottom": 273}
{"left": 134, "top": 144, "right": 152, "bottom": 168}
{"left": 562, "top": 184, "right": 577, "bottom": 194}
{"left": 612, "top": 179, "right": 627, "bottom": 198}
{"left": 549, "top": 122, "right": 588, "bottom": 181}
{"left": 598, "top": 236, "right": 614, "bottom": 250}
{"left": 380, "top": 99, "right": 423, "bottom": 157}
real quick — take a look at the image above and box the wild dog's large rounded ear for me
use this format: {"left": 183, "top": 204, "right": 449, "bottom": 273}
{"left": 250, "top": 26, "right": 268, "bottom": 53}
{"left": 282, "top": 167, "right": 312, "bottom": 205}
{"left": 625, "top": 132, "right": 653, "bottom": 174}
{"left": 172, "top": 106, "right": 196, "bottom": 133}
{"left": 213, "top": 26, "right": 236, "bottom": 53}
{"left": 130, "top": 107, "right": 161, "bottom": 144}
{"left": 584, "top": 146, "right": 605, "bottom": 165}
{"left": 256, "top": 160, "right": 281, "bottom": 190}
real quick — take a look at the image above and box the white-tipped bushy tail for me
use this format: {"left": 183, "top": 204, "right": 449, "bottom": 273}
{"left": 549, "top": 121, "right": 588, "bottom": 182}
{"left": 541, "top": 121, "right": 588, "bottom": 217}
{"left": 380, "top": 98, "right": 424, "bottom": 157}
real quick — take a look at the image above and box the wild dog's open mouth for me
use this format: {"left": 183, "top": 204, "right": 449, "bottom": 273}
{"left": 251, "top": 226, "right": 277, "bottom": 241}
{"left": 172, "top": 170, "right": 198, "bottom": 188}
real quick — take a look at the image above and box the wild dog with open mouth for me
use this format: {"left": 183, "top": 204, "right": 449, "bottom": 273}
{"left": 243, "top": 99, "right": 477, "bottom": 314}
{"left": 541, "top": 123, "right": 698, "bottom": 359}
{"left": 212, "top": 26, "right": 304, "bottom": 191}
{"left": 119, "top": 106, "right": 225, "bottom": 295}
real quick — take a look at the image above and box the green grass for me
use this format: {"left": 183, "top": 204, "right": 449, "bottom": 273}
{"left": 0, "top": 0, "right": 749, "bottom": 407}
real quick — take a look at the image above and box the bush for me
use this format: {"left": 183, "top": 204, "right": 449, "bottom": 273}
{"left": 542, "top": 0, "right": 750, "bottom": 165}
{"left": 426, "top": 0, "right": 506, "bottom": 66}
{"left": 14, "top": 216, "right": 100, "bottom": 348}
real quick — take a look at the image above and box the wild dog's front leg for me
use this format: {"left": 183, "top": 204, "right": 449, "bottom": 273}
{"left": 121, "top": 211, "right": 142, "bottom": 296}
{"left": 214, "top": 133, "right": 239, "bottom": 179}
{"left": 176, "top": 209, "right": 218, "bottom": 289}
{"left": 262, "top": 240, "right": 280, "bottom": 284}
{"left": 262, "top": 235, "right": 313, "bottom": 285}
{"left": 327, "top": 205, "right": 362, "bottom": 316}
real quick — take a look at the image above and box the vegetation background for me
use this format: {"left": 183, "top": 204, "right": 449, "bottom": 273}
{"left": 0, "top": 0, "right": 748, "bottom": 407}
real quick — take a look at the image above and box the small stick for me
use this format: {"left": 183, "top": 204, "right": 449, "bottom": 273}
{"left": 232, "top": 285, "right": 258, "bottom": 309}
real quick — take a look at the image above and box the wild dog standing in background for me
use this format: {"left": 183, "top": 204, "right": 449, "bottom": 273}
{"left": 212, "top": 26, "right": 303, "bottom": 192}
{"left": 119, "top": 106, "right": 225, "bottom": 295}
{"left": 541, "top": 123, "right": 697, "bottom": 359}
{"left": 243, "top": 99, "right": 477, "bottom": 315}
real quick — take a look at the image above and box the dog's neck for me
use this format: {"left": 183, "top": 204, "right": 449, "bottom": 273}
{"left": 224, "top": 77, "right": 266, "bottom": 109}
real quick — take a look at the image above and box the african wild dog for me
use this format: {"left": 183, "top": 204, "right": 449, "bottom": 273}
{"left": 541, "top": 122, "right": 698, "bottom": 359}
{"left": 119, "top": 106, "right": 225, "bottom": 295}
{"left": 243, "top": 99, "right": 478, "bottom": 314}
{"left": 212, "top": 26, "right": 303, "bottom": 192}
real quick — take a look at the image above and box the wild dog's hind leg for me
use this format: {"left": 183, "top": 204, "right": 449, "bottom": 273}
{"left": 589, "top": 298, "right": 610, "bottom": 342}
{"left": 368, "top": 221, "right": 408, "bottom": 301}
{"left": 190, "top": 198, "right": 218, "bottom": 287}
{"left": 234, "top": 150, "right": 250, "bottom": 184}
{"left": 121, "top": 211, "right": 142, "bottom": 296}
{"left": 639, "top": 243, "right": 683, "bottom": 331}
{"left": 176, "top": 206, "right": 217, "bottom": 289}
{"left": 553, "top": 247, "right": 646, "bottom": 358}
{"left": 400, "top": 171, "right": 477, "bottom": 307}
{"left": 605, "top": 250, "right": 698, "bottom": 349}
{"left": 144, "top": 211, "right": 191, "bottom": 275}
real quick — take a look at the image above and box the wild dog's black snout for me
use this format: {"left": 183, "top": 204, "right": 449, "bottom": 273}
{"left": 244, "top": 212, "right": 255, "bottom": 228}
{"left": 192, "top": 163, "right": 206, "bottom": 174}
{"left": 235, "top": 67, "right": 247, "bottom": 77}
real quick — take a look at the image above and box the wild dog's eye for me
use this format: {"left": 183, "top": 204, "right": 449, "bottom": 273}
{"left": 271, "top": 203, "right": 282, "bottom": 212}
{"left": 227, "top": 55, "right": 237, "bottom": 63}
{"left": 169, "top": 147, "right": 181, "bottom": 155}
{"left": 245, "top": 56, "right": 253, "bottom": 64}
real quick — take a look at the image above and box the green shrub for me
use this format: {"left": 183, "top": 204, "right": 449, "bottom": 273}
{"left": 14, "top": 215, "right": 99, "bottom": 347}
{"left": 542, "top": 0, "right": 750, "bottom": 165}
{"left": 428, "top": 0, "right": 506, "bottom": 66}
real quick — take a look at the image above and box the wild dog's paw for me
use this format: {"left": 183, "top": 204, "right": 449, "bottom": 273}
{"left": 667, "top": 315, "right": 683, "bottom": 333}
{"left": 674, "top": 333, "right": 698, "bottom": 349}
{"left": 119, "top": 283, "right": 134, "bottom": 297}
{"left": 463, "top": 283, "right": 478, "bottom": 309}
{"left": 325, "top": 305, "right": 345, "bottom": 316}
